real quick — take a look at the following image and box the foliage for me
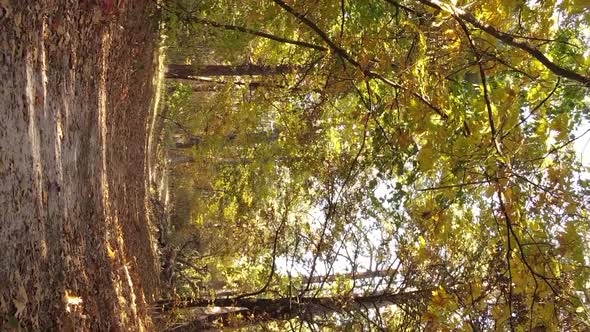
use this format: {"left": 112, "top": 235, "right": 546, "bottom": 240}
{"left": 158, "top": 0, "right": 590, "bottom": 330}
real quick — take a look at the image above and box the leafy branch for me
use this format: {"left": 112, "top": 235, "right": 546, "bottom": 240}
{"left": 271, "top": 0, "right": 448, "bottom": 120}
{"left": 155, "top": 0, "right": 327, "bottom": 51}
{"left": 418, "top": 0, "right": 590, "bottom": 87}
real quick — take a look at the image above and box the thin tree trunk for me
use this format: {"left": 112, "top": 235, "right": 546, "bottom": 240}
{"left": 172, "top": 129, "right": 280, "bottom": 149}
{"left": 177, "top": 75, "right": 325, "bottom": 94}
{"left": 165, "top": 63, "right": 304, "bottom": 79}
{"left": 301, "top": 269, "right": 396, "bottom": 284}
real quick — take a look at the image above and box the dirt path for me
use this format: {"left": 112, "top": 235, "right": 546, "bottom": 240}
{"left": 0, "top": 1, "right": 160, "bottom": 330}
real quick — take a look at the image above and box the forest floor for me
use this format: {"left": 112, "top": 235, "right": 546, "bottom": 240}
{"left": 0, "top": 1, "right": 163, "bottom": 330}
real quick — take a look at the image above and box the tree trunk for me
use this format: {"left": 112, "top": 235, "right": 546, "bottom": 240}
{"left": 159, "top": 289, "right": 432, "bottom": 331}
{"left": 172, "top": 129, "right": 279, "bottom": 149}
{"left": 165, "top": 63, "right": 304, "bottom": 79}
{"left": 187, "top": 78, "right": 288, "bottom": 92}
{"left": 302, "top": 269, "right": 397, "bottom": 285}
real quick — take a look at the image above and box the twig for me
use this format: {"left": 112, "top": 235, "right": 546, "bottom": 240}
{"left": 235, "top": 217, "right": 285, "bottom": 299}
{"left": 455, "top": 17, "right": 504, "bottom": 158}
{"left": 502, "top": 79, "right": 560, "bottom": 139}
{"left": 417, "top": 179, "right": 495, "bottom": 191}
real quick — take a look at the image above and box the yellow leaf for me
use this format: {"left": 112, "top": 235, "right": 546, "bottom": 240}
{"left": 418, "top": 145, "right": 435, "bottom": 172}
{"left": 566, "top": 203, "right": 578, "bottom": 215}
{"left": 358, "top": 52, "right": 370, "bottom": 71}
{"left": 484, "top": 185, "right": 496, "bottom": 198}
{"left": 471, "top": 282, "right": 482, "bottom": 299}
{"left": 572, "top": 0, "right": 590, "bottom": 10}
{"left": 431, "top": 288, "right": 451, "bottom": 307}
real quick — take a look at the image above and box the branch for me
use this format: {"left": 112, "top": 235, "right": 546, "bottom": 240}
{"left": 235, "top": 217, "right": 285, "bottom": 300}
{"left": 417, "top": 179, "right": 495, "bottom": 191}
{"left": 158, "top": 113, "right": 196, "bottom": 139}
{"left": 455, "top": 18, "right": 505, "bottom": 158}
{"left": 496, "top": 188, "right": 560, "bottom": 294}
{"left": 383, "top": 0, "right": 419, "bottom": 14}
{"left": 270, "top": 0, "right": 358, "bottom": 67}
{"left": 166, "top": 63, "right": 304, "bottom": 78}
{"left": 271, "top": 0, "right": 448, "bottom": 119}
{"left": 157, "top": 0, "right": 328, "bottom": 52}
{"left": 495, "top": 193, "right": 515, "bottom": 331}
{"left": 483, "top": 50, "right": 538, "bottom": 81}
{"left": 418, "top": 0, "right": 590, "bottom": 87}
{"left": 301, "top": 208, "right": 333, "bottom": 295}
{"left": 194, "top": 17, "right": 328, "bottom": 51}
{"left": 526, "top": 126, "right": 590, "bottom": 163}
{"left": 157, "top": 289, "right": 433, "bottom": 312}
{"left": 502, "top": 78, "right": 560, "bottom": 139}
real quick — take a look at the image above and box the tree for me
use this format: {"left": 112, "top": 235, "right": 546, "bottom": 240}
{"left": 165, "top": 63, "right": 305, "bottom": 79}
{"left": 157, "top": 0, "right": 590, "bottom": 330}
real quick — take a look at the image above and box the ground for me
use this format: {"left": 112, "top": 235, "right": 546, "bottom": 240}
{"left": 0, "top": 1, "right": 162, "bottom": 330}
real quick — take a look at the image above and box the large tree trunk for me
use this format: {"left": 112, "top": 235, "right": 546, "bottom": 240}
{"left": 159, "top": 289, "right": 432, "bottom": 331}
{"left": 165, "top": 63, "right": 304, "bottom": 79}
